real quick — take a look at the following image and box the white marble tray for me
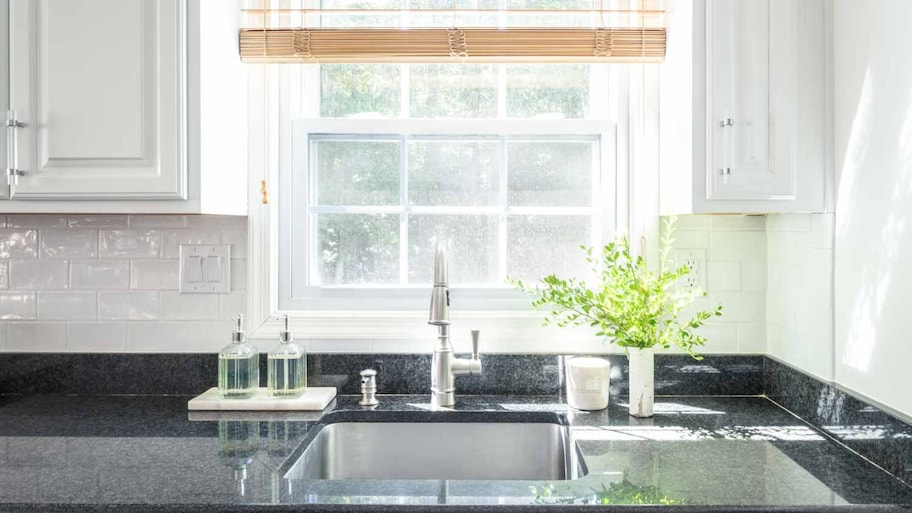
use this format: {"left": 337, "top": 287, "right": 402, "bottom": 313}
{"left": 187, "top": 387, "right": 336, "bottom": 411}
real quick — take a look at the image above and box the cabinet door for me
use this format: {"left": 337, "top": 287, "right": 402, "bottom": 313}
{"left": 706, "top": 0, "right": 796, "bottom": 201}
{"left": 8, "top": 0, "right": 187, "bottom": 200}
{"left": 0, "top": 0, "right": 8, "bottom": 200}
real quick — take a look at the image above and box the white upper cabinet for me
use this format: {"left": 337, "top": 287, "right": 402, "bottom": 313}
{"left": 661, "top": 0, "right": 827, "bottom": 214}
{"left": 9, "top": 0, "right": 186, "bottom": 200}
{"left": 2, "top": 0, "right": 247, "bottom": 214}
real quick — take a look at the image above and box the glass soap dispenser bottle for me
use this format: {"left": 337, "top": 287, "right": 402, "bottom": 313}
{"left": 268, "top": 315, "right": 306, "bottom": 398}
{"left": 218, "top": 315, "right": 259, "bottom": 399}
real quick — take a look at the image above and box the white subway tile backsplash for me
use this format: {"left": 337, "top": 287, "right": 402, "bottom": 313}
{"left": 222, "top": 230, "right": 248, "bottom": 257}
{"left": 126, "top": 321, "right": 232, "bottom": 352}
{"left": 7, "top": 323, "right": 66, "bottom": 352}
{"left": 766, "top": 213, "right": 812, "bottom": 233}
{"left": 97, "top": 291, "right": 158, "bottom": 320}
{"left": 70, "top": 261, "right": 130, "bottom": 290}
{"left": 810, "top": 213, "right": 835, "bottom": 250}
{"left": 40, "top": 230, "right": 98, "bottom": 258}
{"left": 0, "top": 215, "right": 247, "bottom": 353}
{"left": 668, "top": 229, "right": 710, "bottom": 249}
{"left": 713, "top": 291, "right": 765, "bottom": 323}
{"left": 66, "top": 323, "right": 127, "bottom": 352}
{"left": 737, "top": 323, "right": 766, "bottom": 353}
{"left": 6, "top": 215, "right": 68, "bottom": 229}
{"left": 740, "top": 262, "right": 767, "bottom": 291}
{"left": 0, "top": 293, "right": 36, "bottom": 320}
{"left": 67, "top": 216, "right": 129, "bottom": 229}
{"left": 707, "top": 262, "right": 741, "bottom": 292}
{"left": 37, "top": 292, "right": 97, "bottom": 321}
{"left": 128, "top": 215, "right": 187, "bottom": 228}
{"left": 160, "top": 230, "right": 221, "bottom": 258}
{"left": 9, "top": 260, "right": 69, "bottom": 290}
{"left": 230, "top": 260, "right": 247, "bottom": 292}
{"left": 186, "top": 215, "right": 247, "bottom": 230}
{"left": 99, "top": 230, "right": 161, "bottom": 258}
{"left": 0, "top": 230, "right": 38, "bottom": 258}
{"left": 671, "top": 215, "right": 711, "bottom": 230}
{"left": 219, "top": 292, "right": 247, "bottom": 320}
{"left": 158, "top": 292, "right": 219, "bottom": 320}
{"left": 698, "top": 322, "right": 739, "bottom": 353}
{"left": 709, "top": 231, "right": 766, "bottom": 262}
{"left": 130, "top": 260, "right": 180, "bottom": 290}
{"left": 710, "top": 215, "right": 766, "bottom": 232}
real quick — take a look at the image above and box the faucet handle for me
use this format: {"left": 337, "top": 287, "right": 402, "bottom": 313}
{"left": 471, "top": 330, "right": 480, "bottom": 360}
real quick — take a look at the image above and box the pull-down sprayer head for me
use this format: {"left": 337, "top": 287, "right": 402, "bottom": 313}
{"left": 428, "top": 241, "right": 449, "bottom": 326}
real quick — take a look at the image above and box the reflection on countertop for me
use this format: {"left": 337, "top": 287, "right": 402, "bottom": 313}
{"left": 0, "top": 394, "right": 910, "bottom": 511}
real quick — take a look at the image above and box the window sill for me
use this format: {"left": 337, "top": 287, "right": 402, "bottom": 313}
{"left": 247, "top": 310, "right": 612, "bottom": 353}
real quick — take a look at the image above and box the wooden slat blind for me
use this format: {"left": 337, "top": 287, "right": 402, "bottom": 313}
{"left": 240, "top": 2, "right": 665, "bottom": 64}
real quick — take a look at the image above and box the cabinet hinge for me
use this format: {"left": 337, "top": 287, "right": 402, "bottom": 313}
{"left": 260, "top": 179, "right": 269, "bottom": 204}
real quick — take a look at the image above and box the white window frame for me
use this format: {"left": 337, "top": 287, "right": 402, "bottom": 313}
{"left": 245, "top": 64, "right": 660, "bottom": 352}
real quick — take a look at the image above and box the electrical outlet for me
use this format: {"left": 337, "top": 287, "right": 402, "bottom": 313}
{"left": 674, "top": 249, "right": 706, "bottom": 291}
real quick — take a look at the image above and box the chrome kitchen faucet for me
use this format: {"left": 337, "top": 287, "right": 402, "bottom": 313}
{"left": 428, "top": 241, "right": 482, "bottom": 407}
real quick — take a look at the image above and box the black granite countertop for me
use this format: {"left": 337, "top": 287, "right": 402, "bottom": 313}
{"left": 0, "top": 394, "right": 910, "bottom": 513}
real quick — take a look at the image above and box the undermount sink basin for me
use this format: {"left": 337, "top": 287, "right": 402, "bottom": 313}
{"left": 282, "top": 411, "right": 586, "bottom": 481}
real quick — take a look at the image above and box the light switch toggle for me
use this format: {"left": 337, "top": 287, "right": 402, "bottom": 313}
{"left": 180, "top": 245, "right": 231, "bottom": 293}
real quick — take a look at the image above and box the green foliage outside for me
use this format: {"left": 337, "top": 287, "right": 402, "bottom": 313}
{"left": 508, "top": 217, "right": 723, "bottom": 357}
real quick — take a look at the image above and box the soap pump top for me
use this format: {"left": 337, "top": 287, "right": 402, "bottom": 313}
{"left": 232, "top": 315, "right": 246, "bottom": 344}
{"left": 221, "top": 315, "right": 256, "bottom": 358}
{"left": 270, "top": 315, "right": 303, "bottom": 357}
{"left": 279, "top": 314, "right": 293, "bottom": 344}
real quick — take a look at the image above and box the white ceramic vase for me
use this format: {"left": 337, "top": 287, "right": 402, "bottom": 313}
{"left": 628, "top": 347, "right": 655, "bottom": 417}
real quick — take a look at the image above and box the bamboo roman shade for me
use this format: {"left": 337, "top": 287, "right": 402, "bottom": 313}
{"left": 240, "top": 1, "right": 665, "bottom": 64}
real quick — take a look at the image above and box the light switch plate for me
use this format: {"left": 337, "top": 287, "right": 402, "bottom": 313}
{"left": 180, "top": 245, "right": 231, "bottom": 293}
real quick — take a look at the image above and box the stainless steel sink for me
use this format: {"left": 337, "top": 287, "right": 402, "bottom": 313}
{"left": 282, "top": 411, "right": 586, "bottom": 481}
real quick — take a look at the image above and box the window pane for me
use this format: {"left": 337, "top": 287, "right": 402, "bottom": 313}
{"left": 507, "top": 215, "right": 591, "bottom": 282}
{"left": 319, "top": 0, "right": 400, "bottom": 27}
{"left": 507, "top": 140, "right": 594, "bottom": 206}
{"left": 505, "top": 0, "right": 596, "bottom": 27}
{"left": 408, "top": 215, "right": 499, "bottom": 284}
{"left": 408, "top": 140, "right": 499, "bottom": 206}
{"left": 407, "top": 0, "right": 497, "bottom": 27}
{"left": 409, "top": 64, "right": 497, "bottom": 118}
{"left": 315, "top": 140, "right": 400, "bottom": 206}
{"left": 506, "top": 65, "right": 589, "bottom": 118}
{"left": 321, "top": 64, "right": 400, "bottom": 118}
{"left": 317, "top": 214, "right": 400, "bottom": 285}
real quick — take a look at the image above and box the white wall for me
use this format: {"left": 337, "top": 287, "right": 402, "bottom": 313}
{"left": 833, "top": 0, "right": 912, "bottom": 416}
{"left": 0, "top": 215, "right": 246, "bottom": 352}
{"left": 766, "top": 214, "right": 835, "bottom": 381}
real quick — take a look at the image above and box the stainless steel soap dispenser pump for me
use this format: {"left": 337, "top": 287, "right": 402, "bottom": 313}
{"left": 218, "top": 315, "right": 259, "bottom": 399}
{"left": 267, "top": 315, "right": 307, "bottom": 398}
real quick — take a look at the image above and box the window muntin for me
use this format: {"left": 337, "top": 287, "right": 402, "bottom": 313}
{"left": 307, "top": 133, "right": 601, "bottom": 288}
{"left": 282, "top": 63, "right": 617, "bottom": 310}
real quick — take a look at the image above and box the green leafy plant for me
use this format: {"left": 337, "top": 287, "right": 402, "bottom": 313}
{"left": 508, "top": 217, "right": 722, "bottom": 358}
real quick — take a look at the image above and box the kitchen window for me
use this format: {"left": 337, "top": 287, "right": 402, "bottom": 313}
{"left": 278, "top": 62, "right": 620, "bottom": 312}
